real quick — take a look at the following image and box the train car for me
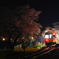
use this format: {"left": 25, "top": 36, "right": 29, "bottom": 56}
{"left": 44, "top": 32, "right": 57, "bottom": 46}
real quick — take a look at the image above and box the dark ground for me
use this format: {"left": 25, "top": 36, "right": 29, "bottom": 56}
{"left": 38, "top": 49, "right": 59, "bottom": 59}
{"left": 0, "top": 45, "right": 59, "bottom": 59}
{"left": 37, "top": 45, "right": 59, "bottom": 59}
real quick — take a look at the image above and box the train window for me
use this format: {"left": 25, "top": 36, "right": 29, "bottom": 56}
{"left": 49, "top": 34, "right": 52, "bottom": 38}
{"left": 44, "top": 35, "right": 49, "bottom": 38}
{"left": 44, "top": 33, "right": 52, "bottom": 38}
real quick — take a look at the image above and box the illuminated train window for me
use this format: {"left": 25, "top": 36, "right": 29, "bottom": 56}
{"left": 44, "top": 33, "right": 52, "bottom": 38}
{"left": 44, "top": 35, "right": 49, "bottom": 38}
{"left": 49, "top": 34, "right": 52, "bottom": 38}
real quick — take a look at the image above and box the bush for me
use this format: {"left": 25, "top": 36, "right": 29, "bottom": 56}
{"left": 34, "top": 42, "right": 46, "bottom": 49}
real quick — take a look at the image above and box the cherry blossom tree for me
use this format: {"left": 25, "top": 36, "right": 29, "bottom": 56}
{"left": 52, "top": 22, "right": 59, "bottom": 30}
{"left": 0, "top": 5, "right": 42, "bottom": 49}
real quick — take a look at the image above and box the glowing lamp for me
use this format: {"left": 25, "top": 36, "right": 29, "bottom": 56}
{"left": 2, "top": 38, "right": 6, "bottom": 41}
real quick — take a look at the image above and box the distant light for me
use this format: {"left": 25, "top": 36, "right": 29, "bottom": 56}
{"left": 31, "top": 37, "right": 34, "bottom": 39}
{"left": 17, "top": 39, "right": 19, "bottom": 41}
{"left": 22, "top": 37, "right": 25, "bottom": 39}
{"left": 10, "top": 38, "right": 12, "bottom": 40}
{"left": 2, "top": 38, "right": 6, "bottom": 41}
{"left": 30, "top": 36, "right": 34, "bottom": 41}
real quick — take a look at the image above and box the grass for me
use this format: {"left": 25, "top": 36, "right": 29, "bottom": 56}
{"left": 14, "top": 47, "right": 40, "bottom": 52}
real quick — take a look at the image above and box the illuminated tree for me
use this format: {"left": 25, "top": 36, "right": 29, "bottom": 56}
{"left": 0, "top": 5, "right": 42, "bottom": 49}
{"left": 52, "top": 22, "right": 59, "bottom": 30}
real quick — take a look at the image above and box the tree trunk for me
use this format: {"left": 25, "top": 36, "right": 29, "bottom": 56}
{"left": 12, "top": 34, "right": 20, "bottom": 49}
{"left": 7, "top": 32, "right": 13, "bottom": 49}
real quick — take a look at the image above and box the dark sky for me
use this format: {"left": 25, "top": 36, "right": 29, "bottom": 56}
{"left": 0, "top": 0, "right": 59, "bottom": 27}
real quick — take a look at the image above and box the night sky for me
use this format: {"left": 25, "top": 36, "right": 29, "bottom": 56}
{"left": 0, "top": 0, "right": 59, "bottom": 27}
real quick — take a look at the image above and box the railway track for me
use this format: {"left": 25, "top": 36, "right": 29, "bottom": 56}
{"left": 20, "top": 47, "right": 55, "bottom": 59}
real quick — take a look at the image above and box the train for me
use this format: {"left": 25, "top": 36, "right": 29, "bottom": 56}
{"left": 44, "top": 32, "right": 57, "bottom": 46}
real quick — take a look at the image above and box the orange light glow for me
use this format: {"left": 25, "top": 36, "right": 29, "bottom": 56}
{"left": 17, "top": 39, "right": 19, "bottom": 41}
{"left": 2, "top": 38, "right": 6, "bottom": 41}
{"left": 53, "top": 33, "right": 56, "bottom": 36}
